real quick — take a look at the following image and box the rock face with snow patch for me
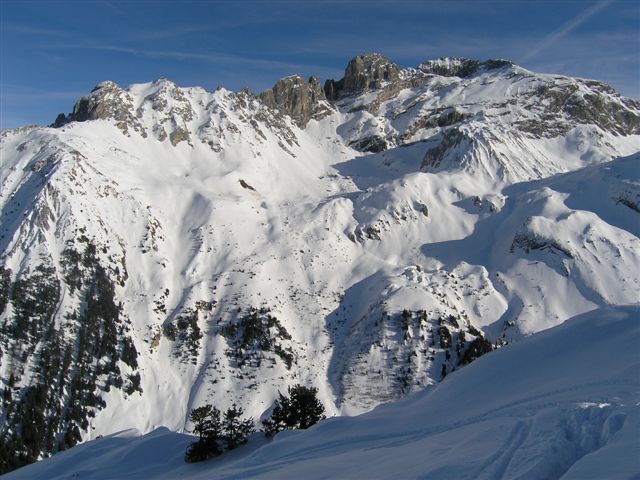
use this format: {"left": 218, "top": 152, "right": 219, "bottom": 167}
{"left": 260, "top": 75, "right": 333, "bottom": 127}
{"left": 418, "top": 57, "right": 513, "bottom": 77}
{"left": 65, "top": 81, "right": 146, "bottom": 136}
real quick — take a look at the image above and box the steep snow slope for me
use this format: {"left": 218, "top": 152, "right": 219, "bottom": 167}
{"left": 7, "top": 306, "right": 639, "bottom": 480}
{"left": 0, "top": 54, "right": 638, "bottom": 471}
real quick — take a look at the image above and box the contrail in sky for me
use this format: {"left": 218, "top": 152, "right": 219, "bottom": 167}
{"left": 519, "top": 0, "right": 614, "bottom": 63}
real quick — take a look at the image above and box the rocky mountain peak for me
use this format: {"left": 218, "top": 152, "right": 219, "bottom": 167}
{"left": 64, "top": 80, "right": 146, "bottom": 136}
{"left": 259, "top": 74, "right": 333, "bottom": 128}
{"left": 417, "top": 57, "right": 514, "bottom": 77}
{"left": 90, "top": 80, "right": 120, "bottom": 93}
{"left": 324, "top": 53, "right": 400, "bottom": 101}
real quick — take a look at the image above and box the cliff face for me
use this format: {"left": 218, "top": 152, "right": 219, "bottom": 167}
{"left": 324, "top": 53, "right": 400, "bottom": 100}
{"left": 259, "top": 75, "right": 333, "bottom": 127}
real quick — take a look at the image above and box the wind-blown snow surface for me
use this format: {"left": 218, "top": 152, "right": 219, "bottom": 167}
{"left": 7, "top": 306, "right": 639, "bottom": 480}
{"left": 0, "top": 58, "right": 639, "bottom": 470}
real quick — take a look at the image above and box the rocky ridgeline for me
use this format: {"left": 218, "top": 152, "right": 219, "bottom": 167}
{"left": 48, "top": 53, "right": 640, "bottom": 157}
{"left": 51, "top": 79, "right": 300, "bottom": 154}
{"left": 257, "top": 54, "right": 403, "bottom": 128}
{"left": 417, "top": 57, "right": 514, "bottom": 77}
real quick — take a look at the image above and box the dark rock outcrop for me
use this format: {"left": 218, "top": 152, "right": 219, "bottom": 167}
{"left": 349, "top": 135, "right": 389, "bottom": 153}
{"left": 418, "top": 57, "right": 513, "bottom": 78}
{"left": 401, "top": 107, "right": 472, "bottom": 142}
{"left": 259, "top": 75, "right": 333, "bottom": 128}
{"left": 65, "top": 81, "right": 146, "bottom": 136}
{"left": 515, "top": 79, "right": 640, "bottom": 138}
{"left": 421, "top": 128, "right": 470, "bottom": 169}
{"left": 324, "top": 53, "right": 400, "bottom": 100}
{"left": 49, "top": 113, "right": 67, "bottom": 128}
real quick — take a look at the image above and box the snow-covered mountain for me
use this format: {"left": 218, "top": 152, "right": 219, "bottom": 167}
{"left": 1, "top": 53, "right": 638, "bottom": 474}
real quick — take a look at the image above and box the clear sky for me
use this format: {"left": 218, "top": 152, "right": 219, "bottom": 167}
{"left": 1, "top": 0, "right": 638, "bottom": 129}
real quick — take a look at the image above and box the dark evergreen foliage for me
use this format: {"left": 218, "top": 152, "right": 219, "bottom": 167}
{"left": 9, "top": 263, "right": 60, "bottom": 345}
{"left": 221, "top": 307, "right": 295, "bottom": 369}
{"left": 124, "top": 372, "right": 142, "bottom": 395}
{"left": 0, "top": 242, "right": 140, "bottom": 475}
{"left": 223, "top": 404, "right": 255, "bottom": 450}
{"left": 185, "top": 405, "right": 223, "bottom": 462}
{"left": 121, "top": 336, "right": 139, "bottom": 369}
{"left": 438, "top": 324, "right": 452, "bottom": 349}
{"left": 184, "top": 438, "right": 216, "bottom": 463}
{"left": 458, "top": 336, "right": 493, "bottom": 366}
{"left": 262, "top": 384, "right": 326, "bottom": 437}
{"left": 185, "top": 403, "right": 254, "bottom": 463}
{"left": 0, "top": 266, "right": 11, "bottom": 315}
{"left": 163, "top": 308, "right": 202, "bottom": 363}
{"left": 401, "top": 309, "right": 412, "bottom": 331}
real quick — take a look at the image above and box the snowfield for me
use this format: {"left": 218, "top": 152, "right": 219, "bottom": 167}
{"left": 6, "top": 306, "right": 639, "bottom": 480}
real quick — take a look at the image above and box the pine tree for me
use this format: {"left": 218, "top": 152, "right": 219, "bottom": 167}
{"left": 262, "top": 384, "right": 325, "bottom": 437}
{"left": 185, "top": 404, "right": 223, "bottom": 462}
{"left": 223, "top": 404, "right": 254, "bottom": 449}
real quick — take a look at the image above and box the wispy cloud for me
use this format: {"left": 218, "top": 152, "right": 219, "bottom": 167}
{"left": 38, "top": 43, "right": 343, "bottom": 79}
{"left": 120, "top": 17, "right": 271, "bottom": 43}
{"left": 5, "top": 25, "right": 70, "bottom": 37}
{"left": 98, "top": 0, "right": 129, "bottom": 20}
{"left": 1, "top": 84, "right": 84, "bottom": 101}
{"left": 0, "top": 84, "right": 85, "bottom": 129}
{"left": 120, "top": 25, "right": 218, "bottom": 43}
{"left": 519, "top": 0, "right": 614, "bottom": 63}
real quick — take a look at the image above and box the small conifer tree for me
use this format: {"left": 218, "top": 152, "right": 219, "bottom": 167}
{"left": 185, "top": 404, "right": 223, "bottom": 462}
{"left": 224, "top": 404, "right": 255, "bottom": 449}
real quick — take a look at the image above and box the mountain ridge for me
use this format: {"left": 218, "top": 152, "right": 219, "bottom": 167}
{"left": 0, "top": 53, "right": 638, "bottom": 474}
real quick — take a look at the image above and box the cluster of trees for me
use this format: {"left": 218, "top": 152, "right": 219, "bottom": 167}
{"left": 0, "top": 242, "right": 141, "bottom": 475}
{"left": 163, "top": 302, "right": 215, "bottom": 364}
{"left": 185, "top": 404, "right": 255, "bottom": 462}
{"left": 221, "top": 307, "right": 295, "bottom": 370}
{"left": 186, "top": 385, "right": 325, "bottom": 463}
{"left": 163, "top": 308, "right": 202, "bottom": 364}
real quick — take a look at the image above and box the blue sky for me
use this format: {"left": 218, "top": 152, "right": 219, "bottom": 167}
{"left": 1, "top": 0, "right": 638, "bottom": 129}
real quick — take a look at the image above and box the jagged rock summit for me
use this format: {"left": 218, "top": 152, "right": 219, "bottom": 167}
{"left": 324, "top": 53, "right": 400, "bottom": 100}
{"left": 1, "top": 52, "right": 639, "bottom": 476}
{"left": 259, "top": 75, "right": 333, "bottom": 128}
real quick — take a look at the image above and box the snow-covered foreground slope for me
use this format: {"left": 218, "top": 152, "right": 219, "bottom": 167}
{"left": 7, "top": 306, "right": 639, "bottom": 480}
{"left": 0, "top": 53, "right": 638, "bottom": 472}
